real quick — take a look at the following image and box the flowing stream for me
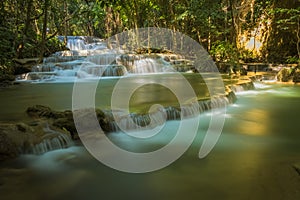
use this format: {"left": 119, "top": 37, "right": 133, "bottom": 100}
{"left": 1, "top": 83, "right": 300, "bottom": 199}
{"left": 1, "top": 36, "right": 299, "bottom": 199}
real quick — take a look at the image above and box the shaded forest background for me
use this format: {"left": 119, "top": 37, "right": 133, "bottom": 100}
{"left": 0, "top": 0, "right": 299, "bottom": 75}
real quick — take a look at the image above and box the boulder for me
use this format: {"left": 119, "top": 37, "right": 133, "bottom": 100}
{"left": 0, "top": 121, "right": 73, "bottom": 160}
{"left": 26, "top": 105, "right": 115, "bottom": 138}
{"left": 292, "top": 69, "right": 300, "bottom": 83}
{"left": 26, "top": 105, "right": 65, "bottom": 119}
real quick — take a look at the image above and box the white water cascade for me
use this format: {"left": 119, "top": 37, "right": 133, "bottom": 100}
{"left": 14, "top": 36, "right": 248, "bottom": 135}
{"left": 16, "top": 36, "right": 191, "bottom": 82}
{"left": 25, "top": 124, "right": 73, "bottom": 155}
{"left": 103, "top": 93, "right": 235, "bottom": 132}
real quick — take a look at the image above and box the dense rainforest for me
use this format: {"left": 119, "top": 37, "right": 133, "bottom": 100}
{"left": 0, "top": 0, "right": 299, "bottom": 76}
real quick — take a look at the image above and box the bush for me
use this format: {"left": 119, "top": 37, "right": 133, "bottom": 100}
{"left": 210, "top": 41, "right": 239, "bottom": 64}
{"left": 44, "top": 37, "right": 67, "bottom": 57}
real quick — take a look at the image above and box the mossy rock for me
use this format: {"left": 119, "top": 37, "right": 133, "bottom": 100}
{"left": 292, "top": 69, "right": 300, "bottom": 83}
{"left": 53, "top": 118, "right": 77, "bottom": 139}
{"left": 26, "top": 105, "right": 65, "bottom": 119}
{"left": 277, "top": 68, "right": 292, "bottom": 82}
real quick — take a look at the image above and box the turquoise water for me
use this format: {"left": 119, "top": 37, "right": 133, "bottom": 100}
{"left": 0, "top": 73, "right": 219, "bottom": 121}
{"left": 1, "top": 83, "right": 300, "bottom": 199}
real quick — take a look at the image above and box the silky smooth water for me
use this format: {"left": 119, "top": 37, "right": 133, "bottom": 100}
{"left": 0, "top": 73, "right": 229, "bottom": 121}
{"left": 1, "top": 83, "right": 300, "bottom": 199}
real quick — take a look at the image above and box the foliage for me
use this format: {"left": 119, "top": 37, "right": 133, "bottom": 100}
{"left": 0, "top": 27, "right": 15, "bottom": 67}
{"left": 210, "top": 41, "right": 239, "bottom": 64}
{"left": 286, "top": 56, "right": 300, "bottom": 64}
{"left": 263, "top": 1, "right": 300, "bottom": 63}
{"left": 239, "top": 49, "right": 260, "bottom": 63}
{"left": 0, "top": 0, "right": 300, "bottom": 75}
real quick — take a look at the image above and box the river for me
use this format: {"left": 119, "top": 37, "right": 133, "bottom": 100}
{"left": 1, "top": 82, "right": 300, "bottom": 199}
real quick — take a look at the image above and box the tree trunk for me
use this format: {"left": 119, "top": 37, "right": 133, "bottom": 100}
{"left": 39, "top": 0, "right": 49, "bottom": 62}
{"left": 16, "top": 0, "right": 33, "bottom": 58}
{"left": 297, "top": 17, "right": 300, "bottom": 62}
{"left": 64, "top": 0, "right": 68, "bottom": 45}
{"left": 228, "top": 0, "right": 237, "bottom": 47}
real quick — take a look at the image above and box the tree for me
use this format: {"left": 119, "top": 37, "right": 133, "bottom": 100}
{"left": 263, "top": 0, "right": 300, "bottom": 63}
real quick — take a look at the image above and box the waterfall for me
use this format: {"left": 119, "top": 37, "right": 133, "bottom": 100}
{"left": 57, "top": 36, "right": 106, "bottom": 51}
{"left": 87, "top": 54, "right": 118, "bottom": 65}
{"left": 130, "top": 58, "right": 163, "bottom": 73}
{"left": 165, "top": 107, "right": 181, "bottom": 120}
{"left": 24, "top": 124, "right": 73, "bottom": 155}
{"left": 230, "top": 82, "right": 255, "bottom": 93}
{"left": 104, "top": 110, "right": 165, "bottom": 132}
{"left": 66, "top": 37, "right": 86, "bottom": 50}
{"left": 16, "top": 35, "right": 189, "bottom": 82}
{"left": 103, "top": 95, "right": 234, "bottom": 133}
{"left": 80, "top": 64, "right": 127, "bottom": 77}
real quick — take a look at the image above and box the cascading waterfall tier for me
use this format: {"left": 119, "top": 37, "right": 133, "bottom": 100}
{"left": 17, "top": 36, "right": 195, "bottom": 82}
{"left": 14, "top": 36, "right": 255, "bottom": 135}
{"left": 229, "top": 81, "right": 255, "bottom": 93}
{"left": 102, "top": 92, "right": 236, "bottom": 133}
{"left": 24, "top": 124, "right": 73, "bottom": 155}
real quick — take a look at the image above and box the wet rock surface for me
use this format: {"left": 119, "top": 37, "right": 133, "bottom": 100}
{"left": 26, "top": 105, "right": 112, "bottom": 139}
{"left": 0, "top": 121, "right": 72, "bottom": 161}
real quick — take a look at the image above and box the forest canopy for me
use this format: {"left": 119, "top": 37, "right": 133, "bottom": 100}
{"left": 0, "top": 0, "right": 299, "bottom": 74}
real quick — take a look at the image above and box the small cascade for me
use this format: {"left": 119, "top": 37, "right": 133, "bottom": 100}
{"left": 103, "top": 65, "right": 127, "bottom": 76}
{"left": 198, "top": 96, "right": 231, "bottom": 113}
{"left": 87, "top": 54, "right": 118, "bottom": 65}
{"left": 165, "top": 107, "right": 181, "bottom": 120}
{"left": 80, "top": 64, "right": 127, "bottom": 77}
{"left": 230, "top": 85, "right": 245, "bottom": 93}
{"left": 104, "top": 109, "right": 166, "bottom": 132}
{"left": 24, "top": 72, "right": 57, "bottom": 81}
{"left": 66, "top": 37, "right": 86, "bottom": 50}
{"left": 25, "top": 124, "right": 73, "bottom": 155}
{"left": 230, "top": 82, "right": 255, "bottom": 93}
{"left": 180, "top": 101, "right": 200, "bottom": 118}
{"left": 117, "top": 54, "right": 172, "bottom": 74}
{"left": 16, "top": 35, "right": 192, "bottom": 82}
{"left": 57, "top": 36, "right": 105, "bottom": 51}
{"left": 129, "top": 58, "right": 158, "bottom": 73}
{"left": 102, "top": 95, "right": 233, "bottom": 133}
